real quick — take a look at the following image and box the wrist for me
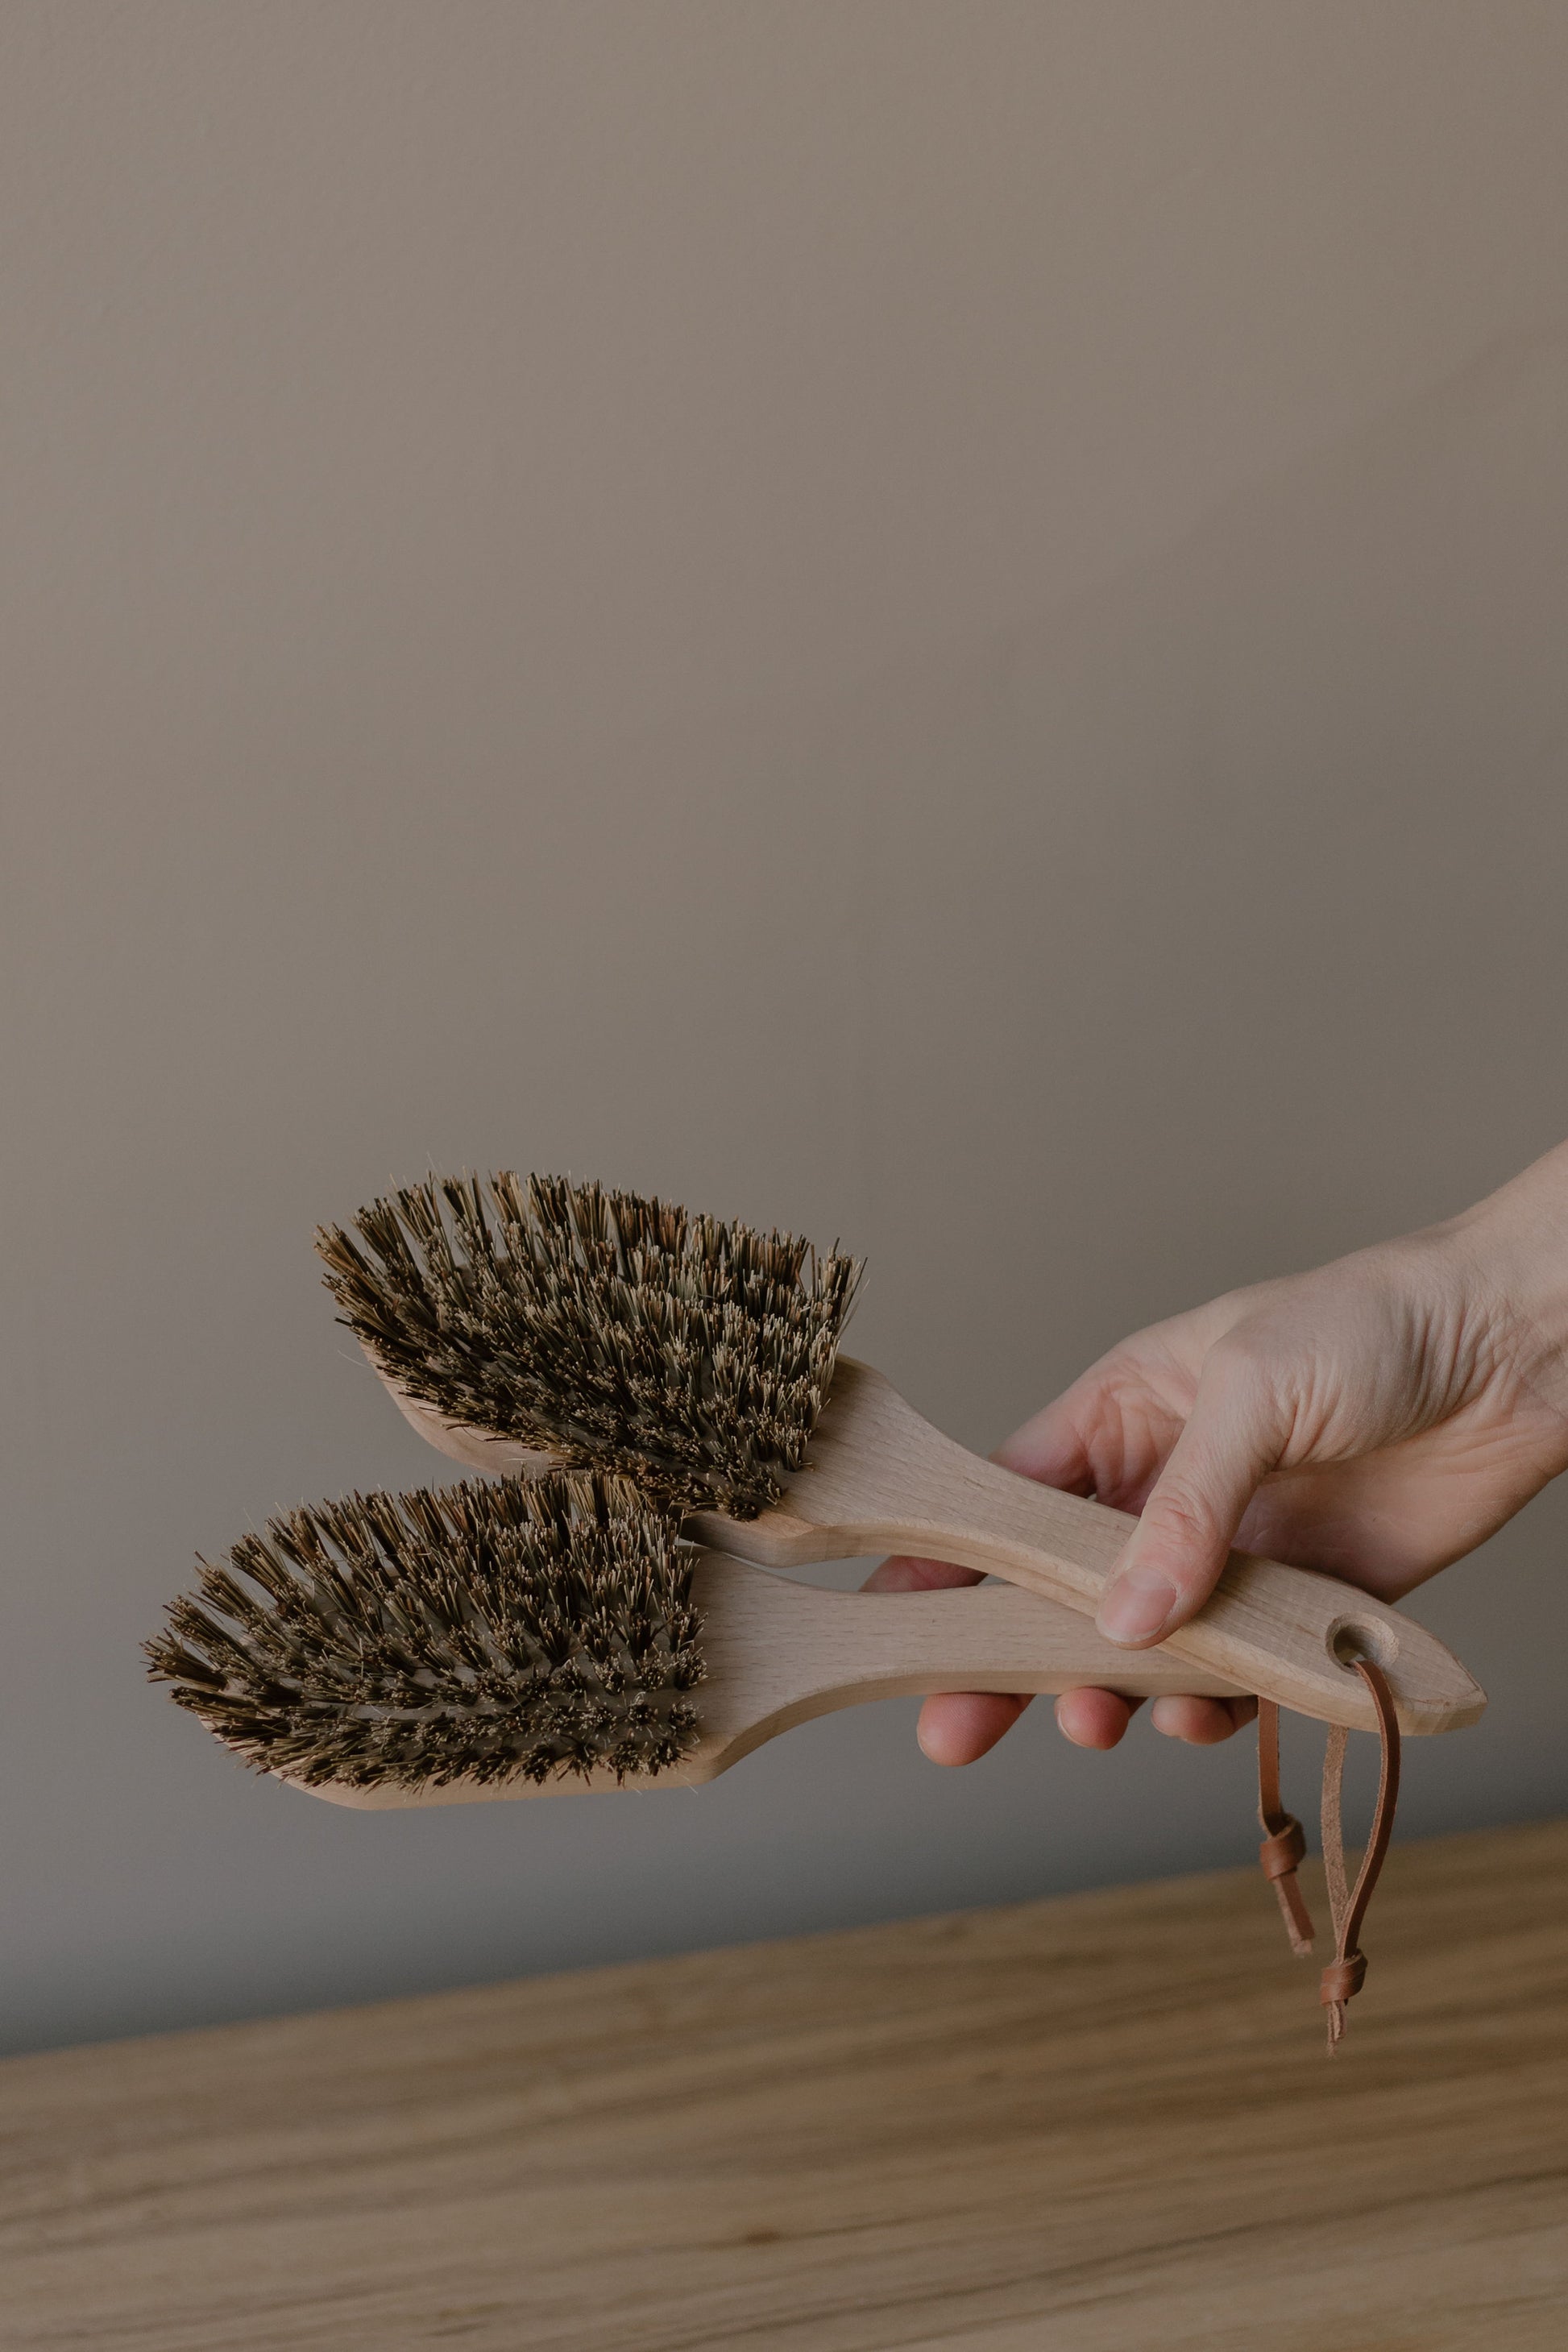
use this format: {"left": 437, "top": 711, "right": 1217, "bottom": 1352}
{"left": 1437, "top": 1141, "right": 1568, "bottom": 1410}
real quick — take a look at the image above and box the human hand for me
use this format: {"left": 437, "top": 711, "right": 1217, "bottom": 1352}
{"left": 865, "top": 1142, "right": 1568, "bottom": 1761}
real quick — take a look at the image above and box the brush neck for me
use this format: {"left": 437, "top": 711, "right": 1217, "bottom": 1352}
{"left": 684, "top": 1554, "right": 1244, "bottom": 1774}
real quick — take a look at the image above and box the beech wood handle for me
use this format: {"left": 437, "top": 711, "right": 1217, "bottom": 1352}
{"left": 695, "top": 1362, "right": 1487, "bottom": 1737}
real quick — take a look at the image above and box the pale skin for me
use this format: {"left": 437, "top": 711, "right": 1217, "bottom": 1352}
{"left": 866, "top": 1142, "right": 1568, "bottom": 1761}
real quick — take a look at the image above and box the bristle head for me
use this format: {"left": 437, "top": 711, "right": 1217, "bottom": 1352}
{"left": 315, "top": 1175, "right": 863, "bottom": 1516}
{"left": 146, "top": 1472, "right": 703, "bottom": 1790}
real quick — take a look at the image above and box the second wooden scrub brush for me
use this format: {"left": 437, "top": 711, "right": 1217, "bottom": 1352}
{"left": 146, "top": 1470, "right": 1254, "bottom": 1804}
{"left": 315, "top": 1172, "right": 1486, "bottom": 1738}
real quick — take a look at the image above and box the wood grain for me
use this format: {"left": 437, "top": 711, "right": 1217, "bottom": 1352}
{"left": 385, "top": 1355, "right": 1486, "bottom": 1737}
{"left": 4, "top": 1820, "right": 1566, "bottom": 2350}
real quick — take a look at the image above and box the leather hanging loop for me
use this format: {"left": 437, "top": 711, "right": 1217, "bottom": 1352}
{"left": 1256, "top": 1698, "right": 1315, "bottom": 1957}
{"left": 1318, "top": 1655, "right": 1401, "bottom": 2051}
{"left": 1255, "top": 1662, "right": 1402, "bottom": 2047}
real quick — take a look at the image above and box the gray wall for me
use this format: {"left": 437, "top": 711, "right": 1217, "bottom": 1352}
{"left": 5, "top": 2, "right": 1568, "bottom": 2055}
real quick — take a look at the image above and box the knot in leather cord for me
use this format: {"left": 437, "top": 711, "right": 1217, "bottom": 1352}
{"left": 1319, "top": 1952, "right": 1367, "bottom": 2006}
{"left": 1259, "top": 1817, "right": 1306, "bottom": 1881}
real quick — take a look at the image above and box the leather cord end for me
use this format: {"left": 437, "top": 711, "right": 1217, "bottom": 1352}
{"left": 1256, "top": 1705, "right": 1316, "bottom": 1958}
{"left": 1261, "top": 1826, "right": 1315, "bottom": 1957}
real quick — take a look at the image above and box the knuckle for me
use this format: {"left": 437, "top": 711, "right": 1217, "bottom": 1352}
{"left": 1142, "top": 1482, "right": 1218, "bottom": 1558}
{"left": 1206, "top": 1323, "right": 1281, "bottom": 1391}
{"left": 1201, "top": 1326, "right": 1295, "bottom": 1434}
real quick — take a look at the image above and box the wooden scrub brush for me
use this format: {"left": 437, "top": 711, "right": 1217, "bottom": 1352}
{"left": 146, "top": 1469, "right": 1255, "bottom": 1802}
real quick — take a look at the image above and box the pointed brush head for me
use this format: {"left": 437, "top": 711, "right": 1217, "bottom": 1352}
{"left": 146, "top": 1471, "right": 703, "bottom": 1790}
{"left": 314, "top": 1173, "right": 864, "bottom": 1516}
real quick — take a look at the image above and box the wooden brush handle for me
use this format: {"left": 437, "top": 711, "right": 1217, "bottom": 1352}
{"left": 693, "top": 1362, "right": 1486, "bottom": 1739}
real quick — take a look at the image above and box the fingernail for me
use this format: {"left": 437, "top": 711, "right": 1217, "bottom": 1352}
{"left": 1096, "top": 1567, "right": 1178, "bottom": 1645}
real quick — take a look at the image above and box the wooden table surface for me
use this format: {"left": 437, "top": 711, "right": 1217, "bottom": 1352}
{"left": 4, "top": 1819, "right": 1566, "bottom": 2350}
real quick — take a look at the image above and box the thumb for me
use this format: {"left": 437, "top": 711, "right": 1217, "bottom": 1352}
{"left": 1095, "top": 1348, "right": 1288, "bottom": 1646}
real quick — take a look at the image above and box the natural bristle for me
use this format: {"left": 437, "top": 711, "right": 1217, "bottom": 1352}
{"left": 146, "top": 1472, "right": 703, "bottom": 1790}
{"left": 315, "top": 1173, "right": 863, "bottom": 1516}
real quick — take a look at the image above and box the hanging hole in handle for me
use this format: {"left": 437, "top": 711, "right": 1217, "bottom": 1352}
{"left": 1328, "top": 1615, "right": 1400, "bottom": 1672}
